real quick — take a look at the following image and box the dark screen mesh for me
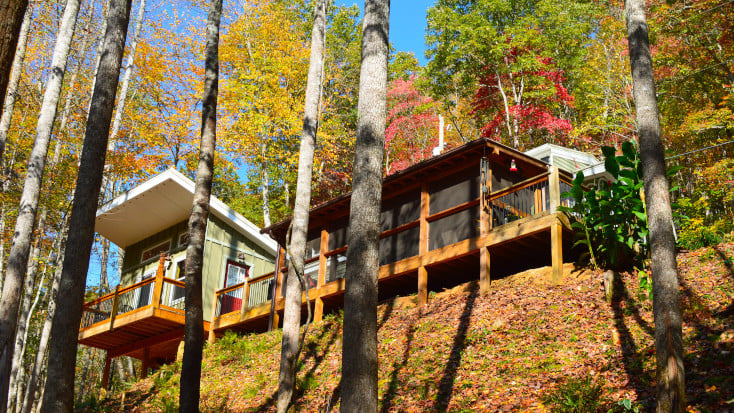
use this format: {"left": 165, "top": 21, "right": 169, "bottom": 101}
{"left": 379, "top": 226, "right": 420, "bottom": 265}
{"left": 380, "top": 190, "right": 420, "bottom": 231}
{"left": 429, "top": 168, "right": 480, "bottom": 214}
{"left": 429, "top": 205, "right": 480, "bottom": 250}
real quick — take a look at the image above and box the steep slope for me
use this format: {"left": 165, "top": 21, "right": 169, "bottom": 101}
{"left": 96, "top": 243, "right": 734, "bottom": 412}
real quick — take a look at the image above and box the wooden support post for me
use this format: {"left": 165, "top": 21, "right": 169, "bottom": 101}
{"left": 548, "top": 166, "right": 560, "bottom": 213}
{"left": 274, "top": 247, "right": 285, "bottom": 299}
{"left": 101, "top": 353, "right": 112, "bottom": 389}
{"left": 479, "top": 156, "right": 493, "bottom": 293}
{"left": 551, "top": 219, "right": 564, "bottom": 284}
{"left": 418, "top": 183, "right": 429, "bottom": 306}
{"left": 240, "top": 282, "right": 251, "bottom": 316}
{"left": 314, "top": 228, "right": 328, "bottom": 322}
{"left": 141, "top": 347, "right": 150, "bottom": 379}
{"left": 271, "top": 311, "right": 280, "bottom": 330}
{"left": 480, "top": 247, "right": 491, "bottom": 294}
{"left": 151, "top": 254, "right": 167, "bottom": 308}
{"left": 208, "top": 293, "right": 218, "bottom": 344}
{"left": 268, "top": 245, "right": 285, "bottom": 332}
{"left": 108, "top": 285, "right": 120, "bottom": 329}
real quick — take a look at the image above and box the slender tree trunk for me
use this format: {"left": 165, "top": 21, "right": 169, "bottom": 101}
{"left": 0, "top": 0, "right": 81, "bottom": 409}
{"left": 624, "top": 1, "right": 685, "bottom": 411}
{"left": 22, "top": 217, "right": 67, "bottom": 413}
{"left": 341, "top": 1, "right": 389, "bottom": 412}
{"left": 86, "top": 0, "right": 112, "bottom": 115}
{"left": 276, "top": 1, "right": 326, "bottom": 411}
{"left": 179, "top": 0, "right": 220, "bottom": 411}
{"left": 261, "top": 143, "right": 271, "bottom": 227}
{"left": 0, "top": 2, "right": 31, "bottom": 164}
{"left": 99, "top": 237, "right": 109, "bottom": 290}
{"left": 108, "top": 0, "right": 145, "bottom": 151}
{"left": 6, "top": 210, "right": 50, "bottom": 413}
{"left": 0, "top": 0, "right": 29, "bottom": 119}
{"left": 40, "top": 0, "right": 133, "bottom": 409}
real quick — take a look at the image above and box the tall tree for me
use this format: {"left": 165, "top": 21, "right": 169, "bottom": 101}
{"left": 0, "top": 1, "right": 30, "bottom": 165}
{"left": 341, "top": 0, "right": 389, "bottom": 411}
{"left": 0, "top": 0, "right": 81, "bottom": 409}
{"left": 276, "top": 0, "right": 326, "bottom": 411}
{"left": 178, "top": 0, "right": 221, "bottom": 410}
{"left": 624, "top": 0, "right": 685, "bottom": 411}
{"left": 39, "top": 0, "right": 133, "bottom": 409}
{"left": 0, "top": 0, "right": 29, "bottom": 118}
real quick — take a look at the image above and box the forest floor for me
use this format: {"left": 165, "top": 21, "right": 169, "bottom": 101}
{"left": 91, "top": 242, "right": 734, "bottom": 412}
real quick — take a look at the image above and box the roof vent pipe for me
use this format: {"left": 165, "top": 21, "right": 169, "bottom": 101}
{"left": 432, "top": 114, "right": 445, "bottom": 156}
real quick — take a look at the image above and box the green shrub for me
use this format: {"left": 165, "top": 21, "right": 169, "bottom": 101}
{"left": 542, "top": 376, "right": 605, "bottom": 413}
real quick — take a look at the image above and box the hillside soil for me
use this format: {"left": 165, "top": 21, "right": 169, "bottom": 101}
{"left": 92, "top": 243, "right": 734, "bottom": 412}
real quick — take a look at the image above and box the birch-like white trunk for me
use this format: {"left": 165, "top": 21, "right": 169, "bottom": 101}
{"left": 276, "top": 1, "right": 326, "bottom": 411}
{"left": 0, "top": 0, "right": 81, "bottom": 409}
{"left": 21, "top": 218, "right": 67, "bottom": 413}
{"left": 261, "top": 143, "right": 271, "bottom": 227}
{"left": 0, "top": 3, "right": 31, "bottom": 164}
{"left": 108, "top": 0, "right": 146, "bottom": 151}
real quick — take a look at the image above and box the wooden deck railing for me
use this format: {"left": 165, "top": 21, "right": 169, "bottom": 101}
{"left": 211, "top": 167, "right": 568, "bottom": 330}
{"left": 80, "top": 255, "right": 184, "bottom": 330}
{"left": 212, "top": 271, "right": 277, "bottom": 318}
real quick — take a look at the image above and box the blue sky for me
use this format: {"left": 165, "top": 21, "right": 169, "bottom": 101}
{"left": 335, "top": 0, "right": 434, "bottom": 65}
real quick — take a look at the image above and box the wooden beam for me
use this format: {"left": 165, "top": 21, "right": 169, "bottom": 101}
{"left": 109, "top": 328, "right": 185, "bottom": 358}
{"left": 101, "top": 353, "right": 112, "bottom": 389}
{"left": 208, "top": 292, "right": 218, "bottom": 344}
{"left": 418, "top": 183, "right": 429, "bottom": 306}
{"left": 551, "top": 221, "right": 564, "bottom": 284}
{"left": 548, "top": 166, "right": 560, "bottom": 212}
{"left": 315, "top": 228, "right": 328, "bottom": 323}
{"left": 151, "top": 254, "right": 167, "bottom": 308}
{"left": 108, "top": 285, "right": 121, "bottom": 330}
{"left": 480, "top": 247, "right": 490, "bottom": 293}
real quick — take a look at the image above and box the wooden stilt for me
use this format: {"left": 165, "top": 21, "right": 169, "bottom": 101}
{"left": 271, "top": 312, "right": 280, "bottom": 329}
{"left": 479, "top": 247, "right": 491, "bottom": 293}
{"left": 314, "top": 228, "right": 328, "bottom": 322}
{"left": 314, "top": 297, "right": 324, "bottom": 322}
{"left": 101, "top": 353, "right": 112, "bottom": 389}
{"left": 418, "top": 183, "right": 429, "bottom": 306}
{"left": 141, "top": 347, "right": 150, "bottom": 379}
{"left": 551, "top": 220, "right": 564, "bottom": 283}
{"left": 417, "top": 266, "right": 428, "bottom": 307}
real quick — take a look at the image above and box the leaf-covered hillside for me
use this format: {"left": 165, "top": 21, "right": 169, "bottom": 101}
{"left": 95, "top": 243, "right": 734, "bottom": 412}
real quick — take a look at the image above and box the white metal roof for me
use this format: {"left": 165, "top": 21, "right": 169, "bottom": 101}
{"left": 524, "top": 143, "right": 612, "bottom": 182}
{"left": 95, "top": 168, "right": 277, "bottom": 254}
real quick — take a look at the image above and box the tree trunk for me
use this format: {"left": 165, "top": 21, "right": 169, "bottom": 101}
{"left": 276, "top": 1, "right": 326, "bottom": 411}
{"left": 624, "top": 1, "right": 685, "bottom": 411}
{"left": 40, "top": 0, "right": 133, "bottom": 409}
{"left": 108, "top": 0, "right": 145, "bottom": 151}
{"left": 0, "top": 0, "right": 29, "bottom": 121}
{"left": 86, "top": 0, "right": 112, "bottom": 115}
{"left": 99, "top": 237, "right": 109, "bottom": 290}
{"left": 178, "top": 0, "right": 220, "bottom": 411}
{"left": 341, "top": 1, "right": 389, "bottom": 412}
{"left": 0, "top": 0, "right": 81, "bottom": 409}
{"left": 0, "top": 2, "right": 31, "bottom": 164}
{"left": 6, "top": 210, "right": 51, "bottom": 413}
{"left": 261, "top": 143, "right": 271, "bottom": 227}
{"left": 21, "top": 217, "right": 67, "bottom": 413}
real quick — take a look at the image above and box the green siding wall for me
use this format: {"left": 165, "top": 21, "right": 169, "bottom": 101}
{"left": 118, "top": 215, "right": 275, "bottom": 322}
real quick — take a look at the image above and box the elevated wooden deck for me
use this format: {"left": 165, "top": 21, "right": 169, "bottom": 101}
{"left": 209, "top": 168, "right": 577, "bottom": 339}
{"left": 78, "top": 256, "right": 209, "bottom": 362}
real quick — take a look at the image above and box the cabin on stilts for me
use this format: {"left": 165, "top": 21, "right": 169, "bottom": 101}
{"left": 78, "top": 168, "right": 277, "bottom": 386}
{"left": 207, "top": 138, "right": 606, "bottom": 339}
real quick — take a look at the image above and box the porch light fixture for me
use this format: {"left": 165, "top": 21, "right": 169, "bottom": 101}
{"left": 510, "top": 159, "right": 518, "bottom": 172}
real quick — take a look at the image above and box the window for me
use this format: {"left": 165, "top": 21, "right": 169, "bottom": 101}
{"left": 225, "top": 260, "right": 248, "bottom": 288}
{"left": 141, "top": 240, "right": 170, "bottom": 263}
{"left": 178, "top": 232, "right": 190, "bottom": 247}
{"left": 168, "top": 258, "right": 186, "bottom": 306}
{"left": 220, "top": 261, "right": 249, "bottom": 314}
